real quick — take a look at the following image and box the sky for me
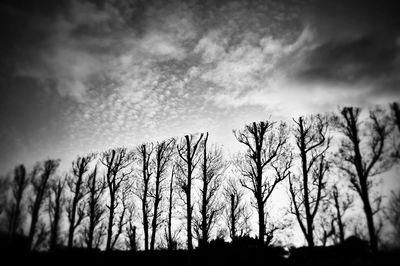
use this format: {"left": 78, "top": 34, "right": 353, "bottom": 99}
{"left": 0, "top": 0, "right": 399, "bottom": 174}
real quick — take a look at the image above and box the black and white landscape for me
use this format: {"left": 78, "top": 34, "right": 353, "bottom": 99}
{"left": 0, "top": 0, "right": 399, "bottom": 265}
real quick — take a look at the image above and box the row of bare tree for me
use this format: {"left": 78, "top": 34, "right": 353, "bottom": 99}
{"left": 0, "top": 104, "right": 399, "bottom": 252}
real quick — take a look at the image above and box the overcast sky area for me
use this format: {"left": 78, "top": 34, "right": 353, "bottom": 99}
{"left": 0, "top": 0, "right": 399, "bottom": 174}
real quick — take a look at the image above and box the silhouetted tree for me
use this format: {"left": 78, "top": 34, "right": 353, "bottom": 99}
{"left": 101, "top": 148, "right": 134, "bottom": 251}
{"left": 288, "top": 115, "right": 330, "bottom": 247}
{"left": 164, "top": 164, "right": 182, "bottom": 251}
{"left": 125, "top": 203, "right": 137, "bottom": 251}
{"left": 194, "top": 133, "right": 225, "bottom": 248}
{"left": 8, "top": 165, "right": 28, "bottom": 237}
{"left": 0, "top": 176, "right": 10, "bottom": 217}
{"left": 223, "top": 178, "right": 251, "bottom": 241}
{"left": 135, "top": 143, "right": 153, "bottom": 251}
{"left": 337, "top": 107, "right": 391, "bottom": 252}
{"left": 390, "top": 102, "right": 400, "bottom": 158}
{"left": 234, "top": 121, "right": 291, "bottom": 245}
{"left": 320, "top": 214, "right": 336, "bottom": 247}
{"left": 150, "top": 139, "right": 175, "bottom": 250}
{"left": 83, "top": 166, "right": 106, "bottom": 249}
{"left": 176, "top": 133, "right": 204, "bottom": 251}
{"left": 48, "top": 176, "right": 66, "bottom": 250}
{"left": 28, "top": 159, "right": 60, "bottom": 250}
{"left": 332, "top": 185, "right": 353, "bottom": 244}
{"left": 110, "top": 185, "right": 129, "bottom": 250}
{"left": 67, "top": 154, "right": 96, "bottom": 248}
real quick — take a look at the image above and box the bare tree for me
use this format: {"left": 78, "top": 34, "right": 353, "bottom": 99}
{"left": 150, "top": 139, "right": 175, "bottom": 250}
{"left": 223, "top": 178, "right": 251, "bottom": 241}
{"left": 176, "top": 133, "right": 204, "bottom": 251}
{"left": 125, "top": 202, "right": 137, "bottom": 251}
{"left": 135, "top": 143, "right": 154, "bottom": 251}
{"left": 194, "top": 133, "right": 225, "bottom": 248}
{"left": 337, "top": 107, "right": 391, "bottom": 252}
{"left": 390, "top": 103, "right": 400, "bottom": 131}
{"left": 0, "top": 176, "right": 10, "bottom": 217}
{"left": 67, "top": 154, "right": 95, "bottom": 248}
{"left": 28, "top": 159, "right": 60, "bottom": 250}
{"left": 8, "top": 165, "right": 28, "bottom": 237}
{"left": 101, "top": 148, "right": 134, "bottom": 251}
{"left": 83, "top": 166, "right": 106, "bottom": 249}
{"left": 390, "top": 102, "right": 400, "bottom": 158}
{"left": 288, "top": 115, "right": 330, "bottom": 247}
{"left": 332, "top": 185, "right": 353, "bottom": 244}
{"left": 48, "top": 176, "right": 66, "bottom": 250}
{"left": 110, "top": 185, "right": 129, "bottom": 250}
{"left": 233, "top": 121, "right": 291, "bottom": 245}
{"left": 165, "top": 164, "right": 183, "bottom": 250}
{"left": 319, "top": 212, "right": 336, "bottom": 247}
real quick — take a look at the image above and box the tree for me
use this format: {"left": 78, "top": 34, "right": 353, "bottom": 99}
{"left": 223, "top": 178, "right": 251, "bottom": 241}
{"left": 390, "top": 102, "right": 400, "bottom": 132}
{"left": 125, "top": 203, "right": 137, "bottom": 251}
{"left": 28, "top": 159, "right": 60, "bottom": 250}
{"left": 288, "top": 115, "right": 330, "bottom": 247}
{"left": 48, "top": 176, "right": 66, "bottom": 250}
{"left": 176, "top": 133, "right": 204, "bottom": 251}
{"left": 0, "top": 176, "right": 10, "bottom": 216}
{"left": 135, "top": 143, "right": 154, "bottom": 251}
{"left": 164, "top": 164, "right": 182, "bottom": 251}
{"left": 67, "top": 154, "right": 96, "bottom": 248}
{"left": 83, "top": 166, "right": 106, "bottom": 249}
{"left": 101, "top": 148, "right": 134, "bottom": 251}
{"left": 8, "top": 165, "right": 28, "bottom": 237}
{"left": 150, "top": 139, "right": 175, "bottom": 250}
{"left": 332, "top": 185, "right": 353, "bottom": 244}
{"left": 234, "top": 121, "right": 291, "bottom": 245}
{"left": 337, "top": 107, "right": 391, "bottom": 252}
{"left": 109, "top": 185, "right": 129, "bottom": 250}
{"left": 390, "top": 102, "right": 400, "bottom": 158}
{"left": 194, "top": 133, "right": 225, "bottom": 248}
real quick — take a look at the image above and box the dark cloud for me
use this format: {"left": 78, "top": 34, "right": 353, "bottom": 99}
{"left": 297, "top": 32, "right": 399, "bottom": 83}
{"left": 294, "top": 0, "right": 400, "bottom": 95}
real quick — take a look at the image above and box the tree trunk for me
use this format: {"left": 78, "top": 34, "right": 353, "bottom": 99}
{"left": 230, "top": 195, "right": 236, "bottom": 240}
{"left": 258, "top": 200, "right": 265, "bottom": 246}
{"left": 363, "top": 192, "right": 377, "bottom": 252}
{"left": 106, "top": 194, "right": 115, "bottom": 251}
{"left": 187, "top": 136, "right": 193, "bottom": 251}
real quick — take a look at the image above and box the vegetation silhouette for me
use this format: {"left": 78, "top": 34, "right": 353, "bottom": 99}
{"left": 0, "top": 104, "right": 399, "bottom": 265}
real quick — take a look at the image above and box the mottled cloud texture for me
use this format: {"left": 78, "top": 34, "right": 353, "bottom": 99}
{"left": 0, "top": 0, "right": 399, "bottom": 172}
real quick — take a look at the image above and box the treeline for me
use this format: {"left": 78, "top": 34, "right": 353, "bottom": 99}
{"left": 0, "top": 104, "right": 399, "bottom": 252}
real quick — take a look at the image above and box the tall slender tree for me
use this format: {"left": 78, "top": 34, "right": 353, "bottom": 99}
{"left": 67, "top": 154, "right": 96, "bottom": 248}
{"left": 48, "top": 177, "right": 66, "bottom": 250}
{"left": 176, "top": 133, "right": 204, "bottom": 251}
{"left": 83, "top": 166, "right": 106, "bottom": 249}
{"left": 150, "top": 139, "right": 175, "bottom": 250}
{"left": 337, "top": 107, "right": 391, "bottom": 252}
{"left": 288, "top": 115, "right": 330, "bottom": 247}
{"left": 390, "top": 102, "right": 400, "bottom": 158}
{"left": 234, "top": 121, "right": 291, "bottom": 245}
{"left": 101, "top": 148, "right": 134, "bottom": 251}
{"left": 331, "top": 185, "right": 353, "bottom": 244}
{"left": 8, "top": 165, "right": 28, "bottom": 237}
{"left": 28, "top": 159, "right": 60, "bottom": 250}
{"left": 166, "top": 165, "right": 175, "bottom": 251}
{"left": 195, "top": 133, "right": 225, "bottom": 248}
{"left": 135, "top": 143, "right": 154, "bottom": 251}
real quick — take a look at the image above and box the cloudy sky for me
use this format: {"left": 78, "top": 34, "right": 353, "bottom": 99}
{"left": 0, "top": 0, "right": 399, "bottom": 173}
